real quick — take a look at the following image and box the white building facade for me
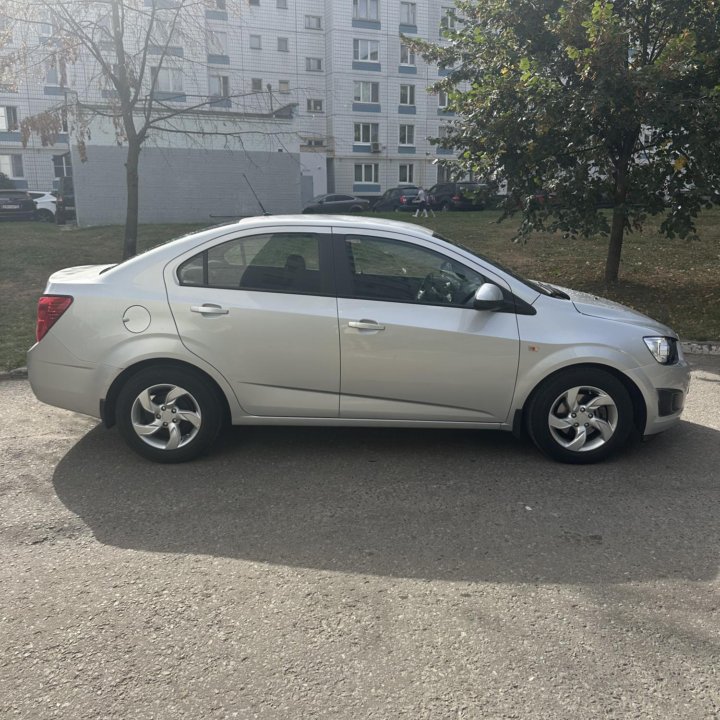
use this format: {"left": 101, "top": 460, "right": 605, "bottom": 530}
{"left": 0, "top": 0, "right": 458, "bottom": 223}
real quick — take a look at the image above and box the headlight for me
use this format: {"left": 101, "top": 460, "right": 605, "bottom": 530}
{"left": 643, "top": 336, "right": 676, "bottom": 364}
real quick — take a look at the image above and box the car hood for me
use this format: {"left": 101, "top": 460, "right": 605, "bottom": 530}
{"left": 556, "top": 286, "right": 677, "bottom": 337}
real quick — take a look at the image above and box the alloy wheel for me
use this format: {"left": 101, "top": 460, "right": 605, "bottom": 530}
{"left": 547, "top": 385, "right": 618, "bottom": 452}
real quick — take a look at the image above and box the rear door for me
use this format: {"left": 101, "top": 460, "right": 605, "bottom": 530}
{"left": 165, "top": 226, "right": 340, "bottom": 417}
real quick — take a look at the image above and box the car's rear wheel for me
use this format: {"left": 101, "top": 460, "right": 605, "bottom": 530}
{"left": 116, "top": 366, "right": 223, "bottom": 463}
{"left": 527, "top": 367, "right": 634, "bottom": 464}
{"left": 350, "top": 205, "right": 363, "bottom": 212}
{"left": 35, "top": 208, "right": 55, "bottom": 223}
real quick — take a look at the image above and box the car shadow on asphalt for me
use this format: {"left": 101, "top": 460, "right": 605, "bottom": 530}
{"left": 52, "top": 421, "right": 719, "bottom": 585}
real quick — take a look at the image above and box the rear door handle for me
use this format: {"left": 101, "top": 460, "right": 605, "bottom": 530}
{"left": 348, "top": 319, "right": 385, "bottom": 331}
{"left": 191, "top": 304, "right": 229, "bottom": 316}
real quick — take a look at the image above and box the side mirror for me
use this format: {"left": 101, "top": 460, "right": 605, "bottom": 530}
{"left": 473, "top": 283, "right": 504, "bottom": 311}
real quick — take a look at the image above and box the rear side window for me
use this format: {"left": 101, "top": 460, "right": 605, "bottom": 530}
{"left": 178, "top": 232, "right": 323, "bottom": 295}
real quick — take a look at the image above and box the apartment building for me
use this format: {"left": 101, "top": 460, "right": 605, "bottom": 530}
{"left": 0, "top": 0, "right": 458, "bottom": 223}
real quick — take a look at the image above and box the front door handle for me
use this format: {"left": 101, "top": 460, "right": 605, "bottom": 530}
{"left": 348, "top": 319, "right": 385, "bottom": 331}
{"left": 191, "top": 304, "right": 229, "bottom": 316}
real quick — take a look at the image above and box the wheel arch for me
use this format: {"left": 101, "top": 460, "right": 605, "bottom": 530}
{"left": 517, "top": 362, "right": 647, "bottom": 437}
{"left": 101, "top": 358, "right": 232, "bottom": 428}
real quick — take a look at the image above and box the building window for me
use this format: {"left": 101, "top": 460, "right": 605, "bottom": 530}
{"left": 277, "top": 37, "right": 289, "bottom": 52}
{"left": 209, "top": 74, "right": 230, "bottom": 97}
{"left": 151, "top": 66, "right": 183, "bottom": 92}
{"left": 400, "top": 2, "right": 416, "bottom": 25}
{"left": 441, "top": 6, "right": 457, "bottom": 31}
{"left": 207, "top": 30, "right": 227, "bottom": 55}
{"left": 399, "top": 84, "right": 415, "bottom": 105}
{"left": 354, "top": 163, "right": 379, "bottom": 183}
{"left": 45, "top": 54, "right": 64, "bottom": 85}
{"left": 353, "top": 0, "right": 379, "bottom": 21}
{"left": 400, "top": 43, "right": 415, "bottom": 66}
{"left": 53, "top": 154, "right": 72, "bottom": 178}
{"left": 306, "top": 57, "right": 323, "bottom": 72}
{"left": 303, "top": 137, "right": 325, "bottom": 147}
{"left": 399, "top": 124, "right": 415, "bottom": 145}
{"left": 305, "top": 15, "right": 322, "bottom": 29}
{"left": 307, "top": 98, "right": 323, "bottom": 112}
{"left": 0, "top": 106, "right": 19, "bottom": 131}
{"left": 438, "top": 90, "right": 448, "bottom": 108}
{"left": 354, "top": 122, "right": 379, "bottom": 144}
{"left": 399, "top": 163, "right": 414, "bottom": 184}
{"left": 354, "top": 81, "right": 379, "bottom": 103}
{"left": 276, "top": 0, "right": 287, "bottom": 7}
{"left": 249, "top": 0, "right": 259, "bottom": 5}
{"left": 251, "top": 78, "right": 263, "bottom": 92}
{"left": 249, "top": 34, "right": 262, "bottom": 49}
{"left": 209, "top": 0, "right": 226, "bottom": 9}
{"left": 278, "top": 80, "right": 290, "bottom": 93}
{"left": 353, "top": 39, "right": 379, "bottom": 62}
{"left": 0, "top": 154, "right": 24, "bottom": 177}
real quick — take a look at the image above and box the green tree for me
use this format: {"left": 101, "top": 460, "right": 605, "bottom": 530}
{"left": 415, "top": 0, "right": 720, "bottom": 282}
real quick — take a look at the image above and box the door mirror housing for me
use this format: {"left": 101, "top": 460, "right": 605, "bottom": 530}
{"left": 473, "top": 283, "right": 504, "bottom": 311}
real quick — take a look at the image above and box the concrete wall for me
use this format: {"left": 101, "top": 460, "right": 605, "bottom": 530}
{"left": 72, "top": 145, "right": 302, "bottom": 226}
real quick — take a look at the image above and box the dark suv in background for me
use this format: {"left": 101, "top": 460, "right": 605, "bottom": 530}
{"left": 0, "top": 189, "right": 36, "bottom": 220}
{"left": 428, "top": 182, "right": 488, "bottom": 211}
{"left": 372, "top": 186, "right": 420, "bottom": 212}
{"left": 55, "top": 176, "right": 75, "bottom": 224}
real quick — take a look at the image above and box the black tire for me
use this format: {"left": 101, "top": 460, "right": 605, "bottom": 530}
{"left": 349, "top": 205, "right": 363, "bottom": 212}
{"left": 35, "top": 209, "right": 55, "bottom": 223}
{"left": 440, "top": 201, "right": 451, "bottom": 212}
{"left": 116, "top": 365, "right": 224, "bottom": 463}
{"left": 526, "top": 367, "right": 634, "bottom": 464}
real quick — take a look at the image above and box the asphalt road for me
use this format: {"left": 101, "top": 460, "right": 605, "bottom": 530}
{"left": 1, "top": 357, "right": 719, "bottom": 719}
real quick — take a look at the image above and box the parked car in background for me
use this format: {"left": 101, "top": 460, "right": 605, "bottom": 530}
{"left": 55, "top": 176, "right": 75, "bottom": 224}
{"left": 372, "top": 186, "right": 420, "bottom": 212}
{"left": 0, "top": 189, "right": 36, "bottom": 220}
{"left": 28, "top": 215, "right": 689, "bottom": 465}
{"left": 428, "top": 182, "right": 488, "bottom": 211}
{"left": 28, "top": 190, "right": 57, "bottom": 222}
{"left": 303, "top": 194, "right": 370, "bottom": 214}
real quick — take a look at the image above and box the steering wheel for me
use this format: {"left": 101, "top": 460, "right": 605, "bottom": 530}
{"left": 416, "top": 271, "right": 461, "bottom": 304}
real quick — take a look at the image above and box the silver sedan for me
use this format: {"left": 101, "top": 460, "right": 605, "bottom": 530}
{"left": 27, "top": 215, "right": 690, "bottom": 463}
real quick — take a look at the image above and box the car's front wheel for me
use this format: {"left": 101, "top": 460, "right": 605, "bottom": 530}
{"left": 116, "top": 366, "right": 224, "bottom": 463}
{"left": 527, "top": 367, "right": 634, "bottom": 464}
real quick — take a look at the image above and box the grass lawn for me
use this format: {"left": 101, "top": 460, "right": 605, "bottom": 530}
{"left": 1, "top": 211, "right": 718, "bottom": 371}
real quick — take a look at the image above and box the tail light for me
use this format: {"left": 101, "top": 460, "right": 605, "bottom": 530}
{"left": 452, "top": 194, "right": 461, "bottom": 201}
{"left": 400, "top": 195, "right": 407, "bottom": 204}
{"left": 36, "top": 295, "right": 73, "bottom": 342}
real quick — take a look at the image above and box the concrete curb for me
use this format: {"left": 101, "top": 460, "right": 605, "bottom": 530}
{"left": 2, "top": 340, "right": 719, "bottom": 381}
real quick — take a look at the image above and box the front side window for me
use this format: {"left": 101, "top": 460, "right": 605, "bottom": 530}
{"left": 353, "top": 0, "right": 379, "bottom": 20}
{"left": 399, "top": 84, "right": 415, "bottom": 105}
{"left": 353, "top": 39, "right": 380, "bottom": 62}
{"left": 400, "top": 43, "right": 415, "bottom": 66}
{"left": 354, "top": 163, "right": 379, "bottom": 183}
{"left": 342, "top": 235, "right": 485, "bottom": 306}
{"left": 354, "top": 81, "right": 379, "bottom": 103}
{"left": 354, "top": 122, "right": 379, "bottom": 144}
{"left": 178, "top": 233, "right": 322, "bottom": 295}
{"left": 399, "top": 124, "right": 415, "bottom": 145}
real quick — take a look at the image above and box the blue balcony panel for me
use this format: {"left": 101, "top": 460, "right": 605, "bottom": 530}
{"left": 0, "top": 131, "right": 21, "bottom": 142}
{"left": 148, "top": 45, "right": 184, "bottom": 57}
{"left": 398, "top": 105, "right": 416, "bottom": 115}
{"left": 352, "top": 144, "right": 373, "bottom": 153}
{"left": 399, "top": 24, "right": 417, "bottom": 34}
{"left": 205, "top": 10, "right": 228, "bottom": 20}
{"left": 398, "top": 146, "right": 416, "bottom": 154}
{"left": 352, "top": 19, "right": 381, "bottom": 30}
{"left": 43, "top": 86, "right": 66, "bottom": 96}
{"left": 398, "top": 65, "right": 417, "bottom": 74}
{"left": 352, "top": 61, "right": 381, "bottom": 72}
{"left": 207, "top": 54, "right": 230, "bottom": 65}
{"left": 352, "top": 102, "right": 381, "bottom": 113}
{"left": 353, "top": 183, "right": 381, "bottom": 192}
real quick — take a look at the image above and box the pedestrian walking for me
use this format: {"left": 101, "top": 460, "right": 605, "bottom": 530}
{"left": 413, "top": 187, "right": 435, "bottom": 218}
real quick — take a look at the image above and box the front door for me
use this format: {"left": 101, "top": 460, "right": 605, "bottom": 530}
{"left": 165, "top": 227, "right": 340, "bottom": 417}
{"left": 334, "top": 232, "right": 520, "bottom": 422}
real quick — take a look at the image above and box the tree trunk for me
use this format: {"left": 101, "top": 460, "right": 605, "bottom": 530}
{"left": 604, "top": 161, "right": 629, "bottom": 284}
{"left": 122, "top": 141, "right": 141, "bottom": 260}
